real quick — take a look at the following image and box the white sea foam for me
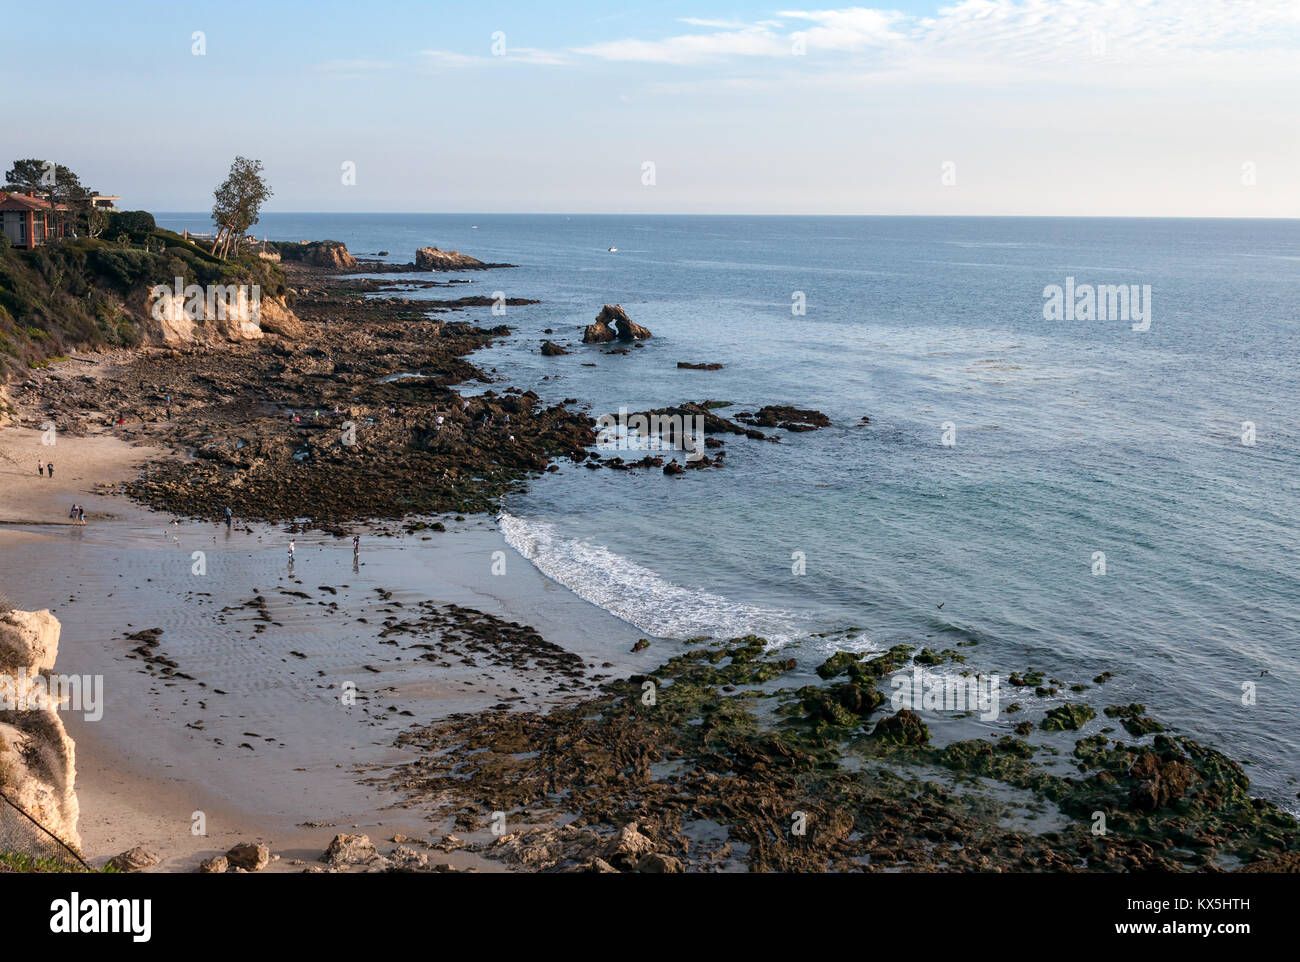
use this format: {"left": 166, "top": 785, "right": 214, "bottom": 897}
{"left": 498, "top": 512, "right": 801, "bottom": 645}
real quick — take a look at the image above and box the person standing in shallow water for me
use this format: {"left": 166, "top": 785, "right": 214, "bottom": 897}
{"left": 224, "top": 506, "right": 233, "bottom": 529}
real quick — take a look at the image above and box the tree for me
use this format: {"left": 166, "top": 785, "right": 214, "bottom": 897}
{"left": 107, "top": 210, "right": 156, "bottom": 235}
{"left": 86, "top": 206, "right": 108, "bottom": 239}
{"left": 210, "top": 157, "right": 272, "bottom": 259}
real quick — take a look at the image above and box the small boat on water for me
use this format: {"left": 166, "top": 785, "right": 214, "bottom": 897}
{"left": 608, "top": 246, "right": 618, "bottom": 252}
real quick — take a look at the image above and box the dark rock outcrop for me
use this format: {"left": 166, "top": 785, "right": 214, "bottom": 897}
{"left": 540, "top": 340, "right": 569, "bottom": 356}
{"left": 736, "top": 405, "right": 831, "bottom": 432}
{"left": 276, "top": 240, "right": 358, "bottom": 269}
{"left": 583, "top": 305, "right": 652, "bottom": 343}
{"left": 415, "top": 247, "right": 487, "bottom": 271}
{"left": 1129, "top": 752, "right": 1194, "bottom": 812}
{"left": 871, "top": 709, "right": 930, "bottom": 745}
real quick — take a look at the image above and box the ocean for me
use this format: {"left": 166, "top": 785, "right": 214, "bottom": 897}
{"left": 155, "top": 212, "right": 1300, "bottom": 806}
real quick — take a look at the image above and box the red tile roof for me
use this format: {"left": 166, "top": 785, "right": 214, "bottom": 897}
{"left": 0, "top": 191, "right": 55, "bottom": 211}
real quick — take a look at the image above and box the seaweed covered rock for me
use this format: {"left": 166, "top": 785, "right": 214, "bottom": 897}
{"left": 871, "top": 709, "right": 930, "bottom": 745}
{"left": 736, "top": 406, "right": 830, "bottom": 432}
{"left": 1104, "top": 703, "right": 1165, "bottom": 737}
{"left": 1128, "top": 752, "right": 1194, "bottom": 812}
{"left": 1041, "top": 703, "right": 1095, "bottom": 731}
{"left": 799, "top": 682, "right": 885, "bottom": 727}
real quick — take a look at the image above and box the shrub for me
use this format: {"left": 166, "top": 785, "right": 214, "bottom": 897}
{"left": 107, "top": 210, "right": 156, "bottom": 235}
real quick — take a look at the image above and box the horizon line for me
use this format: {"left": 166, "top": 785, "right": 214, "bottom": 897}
{"left": 148, "top": 211, "right": 1300, "bottom": 221}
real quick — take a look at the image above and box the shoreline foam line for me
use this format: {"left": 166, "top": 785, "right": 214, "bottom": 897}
{"left": 498, "top": 512, "right": 801, "bottom": 645}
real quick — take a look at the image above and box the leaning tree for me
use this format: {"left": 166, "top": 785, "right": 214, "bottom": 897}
{"left": 210, "top": 156, "right": 272, "bottom": 259}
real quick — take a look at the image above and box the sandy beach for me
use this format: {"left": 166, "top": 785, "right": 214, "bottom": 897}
{"left": 0, "top": 408, "right": 650, "bottom": 870}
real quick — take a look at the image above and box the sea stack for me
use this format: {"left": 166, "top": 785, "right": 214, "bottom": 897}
{"left": 582, "top": 305, "right": 652, "bottom": 343}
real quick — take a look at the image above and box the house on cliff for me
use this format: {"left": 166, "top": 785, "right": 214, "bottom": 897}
{"left": 0, "top": 191, "right": 67, "bottom": 249}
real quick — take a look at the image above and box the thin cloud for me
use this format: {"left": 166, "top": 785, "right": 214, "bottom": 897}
{"left": 571, "top": 1, "right": 1300, "bottom": 67}
{"left": 418, "top": 47, "right": 571, "bottom": 68}
{"left": 313, "top": 59, "right": 395, "bottom": 74}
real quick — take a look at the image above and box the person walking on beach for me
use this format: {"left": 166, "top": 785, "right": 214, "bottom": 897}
{"left": 38, "top": 461, "right": 44, "bottom": 477}
{"left": 288, "top": 539, "right": 296, "bottom": 562}
{"left": 77, "top": 506, "right": 85, "bottom": 525}
{"left": 46, "top": 462, "right": 53, "bottom": 479}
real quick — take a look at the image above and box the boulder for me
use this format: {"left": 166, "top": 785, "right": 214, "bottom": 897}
{"left": 199, "top": 854, "right": 229, "bottom": 874}
{"left": 635, "top": 852, "right": 683, "bottom": 873}
{"left": 582, "top": 305, "right": 652, "bottom": 343}
{"left": 106, "top": 846, "right": 159, "bottom": 873}
{"left": 322, "top": 832, "right": 377, "bottom": 865}
{"left": 225, "top": 841, "right": 270, "bottom": 872}
{"left": 601, "top": 822, "right": 656, "bottom": 869}
{"left": 540, "top": 340, "right": 569, "bottom": 356}
{"left": 256, "top": 296, "right": 304, "bottom": 339}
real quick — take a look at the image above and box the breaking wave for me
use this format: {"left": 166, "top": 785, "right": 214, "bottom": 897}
{"left": 499, "top": 512, "right": 801, "bottom": 645}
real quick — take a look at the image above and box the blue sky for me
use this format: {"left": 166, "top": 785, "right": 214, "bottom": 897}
{"left": 4, "top": 1, "right": 1297, "bottom": 215}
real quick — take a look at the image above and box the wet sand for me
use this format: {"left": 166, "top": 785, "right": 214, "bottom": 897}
{"left": 0, "top": 423, "right": 653, "bottom": 870}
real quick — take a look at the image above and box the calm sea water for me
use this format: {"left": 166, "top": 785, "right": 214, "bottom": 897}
{"left": 157, "top": 213, "right": 1300, "bottom": 805}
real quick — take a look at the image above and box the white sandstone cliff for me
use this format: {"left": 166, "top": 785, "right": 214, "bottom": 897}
{"left": 0, "top": 607, "right": 81, "bottom": 854}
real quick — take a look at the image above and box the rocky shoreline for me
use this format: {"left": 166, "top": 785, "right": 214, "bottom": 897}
{"left": 377, "top": 636, "right": 1300, "bottom": 873}
{"left": 11, "top": 262, "right": 594, "bottom": 528}
{"left": 3, "top": 241, "right": 1296, "bottom": 873}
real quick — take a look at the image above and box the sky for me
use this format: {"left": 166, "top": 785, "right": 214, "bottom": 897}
{"left": 3, "top": 0, "right": 1298, "bottom": 215}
